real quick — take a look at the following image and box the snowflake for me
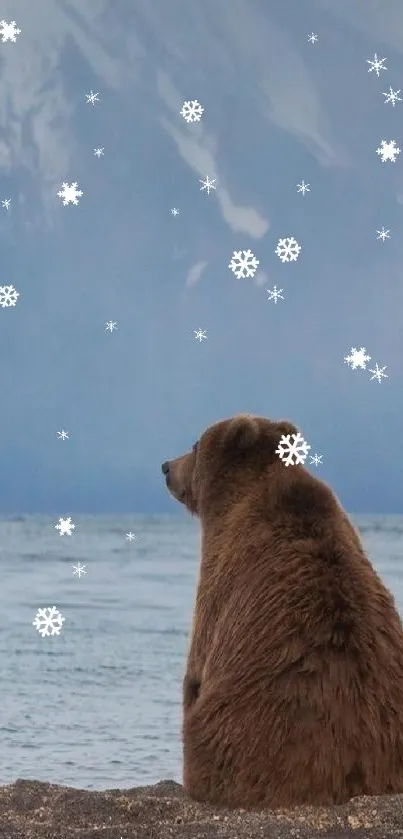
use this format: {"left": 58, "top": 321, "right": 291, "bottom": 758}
{"left": 33, "top": 606, "right": 65, "bottom": 637}
{"left": 376, "top": 227, "right": 390, "bottom": 242}
{"left": 180, "top": 100, "right": 204, "bottom": 123}
{"left": 275, "top": 237, "right": 301, "bottom": 263}
{"left": 308, "top": 33, "right": 318, "bottom": 43}
{"left": 57, "top": 430, "right": 69, "bottom": 440}
{"left": 199, "top": 175, "right": 217, "bottom": 194}
{"left": 2, "top": 198, "right": 11, "bottom": 210}
{"left": 376, "top": 140, "right": 401, "bottom": 163}
{"left": 170, "top": 207, "right": 180, "bottom": 215}
{"left": 0, "top": 20, "right": 21, "bottom": 43}
{"left": 105, "top": 320, "right": 118, "bottom": 332}
{"left": 0, "top": 285, "right": 19, "bottom": 307}
{"left": 275, "top": 432, "right": 311, "bottom": 467}
{"left": 55, "top": 516, "right": 75, "bottom": 536}
{"left": 344, "top": 347, "right": 371, "bottom": 370}
{"left": 383, "top": 87, "right": 401, "bottom": 107}
{"left": 57, "top": 182, "right": 83, "bottom": 205}
{"left": 297, "top": 180, "right": 310, "bottom": 195}
{"left": 229, "top": 249, "right": 259, "bottom": 279}
{"left": 267, "top": 285, "right": 284, "bottom": 303}
{"left": 93, "top": 147, "right": 104, "bottom": 157}
{"left": 366, "top": 53, "right": 387, "bottom": 76}
{"left": 86, "top": 90, "right": 100, "bottom": 106}
{"left": 126, "top": 531, "right": 136, "bottom": 541}
{"left": 369, "top": 363, "right": 388, "bottom": 383}
{"left": 309, "top": 453, "right": 323, "bottom": 467}
{"left": 194, "top": 328, "right": 207, "bottom": 342}
{"left": 73, "top": 562, "right": 87, "bottom": 578}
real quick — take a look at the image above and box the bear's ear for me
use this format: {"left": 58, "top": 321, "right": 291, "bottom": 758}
{"left": 274, "top": 419, "right": 299, "bottom": 440}
{"left": 222, "top": 414, "right": 260, "bottom": 451}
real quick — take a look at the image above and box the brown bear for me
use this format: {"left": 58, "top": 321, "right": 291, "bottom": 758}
{"left": 161, "top": 413, "right": 403, "bottom": 809}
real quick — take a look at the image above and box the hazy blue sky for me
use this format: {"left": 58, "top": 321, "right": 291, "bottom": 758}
{"left": 1, "top": 0, "right": 402, "bottom": 514}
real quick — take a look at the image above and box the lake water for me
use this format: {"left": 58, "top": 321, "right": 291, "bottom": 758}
{"left": 1, "top": 513, "right": 402, "bottom": 790}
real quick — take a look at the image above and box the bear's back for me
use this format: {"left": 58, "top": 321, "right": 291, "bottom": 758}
{"left": 184, "top": 466, "right": 403, "bottom": 808}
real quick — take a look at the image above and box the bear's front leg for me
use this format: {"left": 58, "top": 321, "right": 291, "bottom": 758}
{"left": 183, "top": 672, "right": 201, "bottom": 708}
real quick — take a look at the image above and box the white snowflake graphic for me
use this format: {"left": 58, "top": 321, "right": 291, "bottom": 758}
{"left": 126, "top": 531, "right": 136, "bottom": 541}
{"left": 0, "top": 285, "right": 19, "bottom": 307}
{"left": 275, "top": 237, "right": 301, "bottom": 263}
{"left": 383, "top": 87, "right": 402, "bottom": 107}
{"left": 105, "top": 320, "right": 118, "bottom": 332}
{"left": 309, "top": 453, "right": 323, "bottom": 467}
{"left": 199, "top": 175, "right": 217, "bottom": 194}
{"left": 194, "top": 328, "right": 207, "bottom": 342}
{"left": 275, "top": 432, "right": 311, "bottom": 467}
{"left": 308, "top": 33, "right": 318, "bottom": 43}
{"left": 57, "top": 430, "right": 69, "bottom": 440}
{"left": 86, "top": 90, "right": 100, "bottom": 106}
{"left": 229, "top": 249, "right": 259, "bottom": 279}
{"left": 55, "top": 516, "right": 75, "bottom": 536}
{"left": 170, "top": 207, "right": 180, "bottom": 216}
{"left": 57, "top": 182, "right": 83, "bottom": 205}
{"left": 0, "top": 20, "right": 21, "bottom": 43}
{"left": 344, "top": 347, "right": 371, "bottom": 371}
{"left": 180, "top": 100, "right": 204, "bottom": 123}
{"left": 376, "top": 227, "right": 390, "bottom": 242}
{"left": 33, "top": 606, "right": 65, "bottom": 637}
{"left": 366, "top": 53, "right": 387, "bottom": 76}
{"left": 93, "top": 147, "right": 105, "bottom": 157}
{"left": 369, "top": 363, "right": 388, "bottom": 383}
{"left": 2, "top": 198, "right": 11, "bottom": 210}
{"left": 376, "top": 140, "right": 401, "bottom": 163}
{"left": 73, "top": 562, "right": 87, "bottom": 578}
{"left": 297, "top": 180, "right": 310, "bottom": 195}
{"left": 267, "top": 285, "right": 284, "bottom": 303}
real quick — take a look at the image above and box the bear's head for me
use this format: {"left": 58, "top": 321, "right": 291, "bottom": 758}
{"left": 161, "top": 413, "right": 298, "bottom": 516}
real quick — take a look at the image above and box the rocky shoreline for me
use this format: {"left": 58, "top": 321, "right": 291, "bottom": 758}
{"left": 1, "top": 778, "right": 403, "bottom": 838}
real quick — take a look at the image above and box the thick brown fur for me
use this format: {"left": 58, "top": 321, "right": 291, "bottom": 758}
{"left": 161, "top": 414, "right": 403, "bottom": 809}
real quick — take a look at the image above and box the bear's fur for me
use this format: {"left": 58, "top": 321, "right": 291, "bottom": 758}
{"left": 161, "top": 414, "right": 403, "bottom": 809}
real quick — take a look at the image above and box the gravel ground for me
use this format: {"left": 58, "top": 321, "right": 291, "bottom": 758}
{"left": 1, "top": 778, "right": 403, "bottom": 839}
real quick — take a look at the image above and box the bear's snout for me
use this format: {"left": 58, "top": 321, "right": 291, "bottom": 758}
{"left": 161, "top": 451, "right": 198, "bottom": 513}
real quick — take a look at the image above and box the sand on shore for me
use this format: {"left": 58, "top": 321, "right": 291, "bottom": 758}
{"left": 1, "top": 778, "right": 403, "bottom": 838}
